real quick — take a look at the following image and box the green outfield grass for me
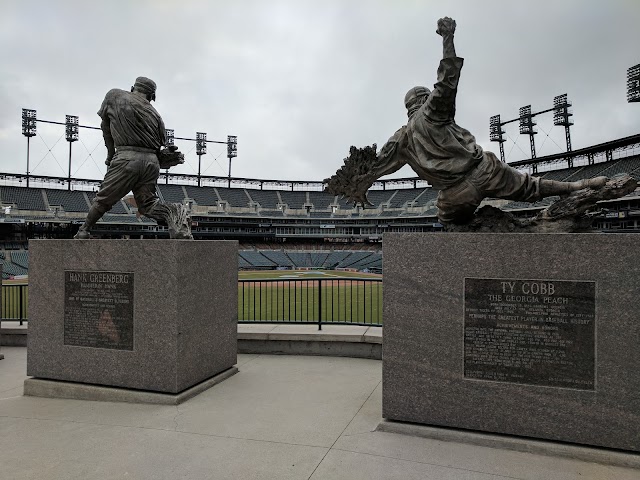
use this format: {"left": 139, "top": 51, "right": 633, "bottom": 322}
{"left": 2, "top": 284, "right": 28, "bottom": 322}
{"left": 238, "top": 270, "right": 383, "bottom": 324}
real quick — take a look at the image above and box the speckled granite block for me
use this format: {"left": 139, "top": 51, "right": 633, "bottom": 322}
{"left": 0, "top": 262, "right": 3, "bottom": 360}
{"left": 382, "top": 233, "right": 640, "bottom": 452}
{"left": 27, "top": 240, "right": 238, "bottom": 394}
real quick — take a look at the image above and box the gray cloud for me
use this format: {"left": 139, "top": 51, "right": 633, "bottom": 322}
{"left": 1, "top": 0, "right": 639, "bottom": 183}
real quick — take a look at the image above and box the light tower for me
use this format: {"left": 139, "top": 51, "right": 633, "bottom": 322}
{"left": 165, "top": 128, "right": 175, "bottom": 146}
{"left": 227, "top": 135, "right": 237, "bottom": 188}
{"left": 553, "top": 94, "right": 573, "bottom": 160}
{"left": 164, "top": 129, "right": 174, "bottom": 184}
{"left": 519, "top": 105, "right": 537, "bottom": 159}
{"left": 22, "top": 109, "right": 37, "bottom": 187}
{"left": 65, "top": 115, "right": 79, "bottom": 190}
{"left": 489, "top": 115, "right": 506, "bottom": 162}
{"left": 196, "top": 132, "right": 207, "bottom": 187}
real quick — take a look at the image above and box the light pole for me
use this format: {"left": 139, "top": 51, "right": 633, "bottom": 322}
{"left": 65, "top": 115, "right": 79, "bottom": 190}
{"left": 165, "top": 129, "right": 174, "bottom": 184}
{"left": 21, "top": 109, "right": 37, "bottom": 187}
{"left": 489, "top": 115, "right": 506, "bottom": 162}
{"left": 196, "top": 132, "right": 207, "bottom": 187}
{"left": 227, "top": 135, "right": 237, "bottom": 188}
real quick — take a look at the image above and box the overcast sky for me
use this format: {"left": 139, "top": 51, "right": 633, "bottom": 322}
{"left": 1, "top": 0, "right": 639, "bottom": 184}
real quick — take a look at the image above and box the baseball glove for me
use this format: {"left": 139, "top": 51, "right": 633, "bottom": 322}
{"left": 324, "top": 145, "right": 379, "bottom": 207}
{"left": 158, "top": 145, "right": 185, "bottom": 169}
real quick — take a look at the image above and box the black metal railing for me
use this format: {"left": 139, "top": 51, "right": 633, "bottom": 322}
{"left": 2, "top": 284, "right": 28, "bottom": 325}
{"left": 238, "top": 278, "right": 383, "bottom": 329}
{"left": 0, "top": 279, "right": 384, "bottom": 329}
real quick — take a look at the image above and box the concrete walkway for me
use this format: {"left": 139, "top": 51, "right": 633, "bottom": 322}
{"left": 0, "top": 346, "right": 638, "bottom": 480}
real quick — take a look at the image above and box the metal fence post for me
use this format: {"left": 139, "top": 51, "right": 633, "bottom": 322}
{"left": 318, "top": 279, "right": 322, "bottom": 331}
{"left": 19, "top": 285, "right": 24, "bottom": 326}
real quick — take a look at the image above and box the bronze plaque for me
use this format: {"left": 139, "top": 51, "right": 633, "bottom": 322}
{"left": 64, "top": 271, "right": 134, "bottom": 350}
{"left": 464, "top": 278, "right": 595, "bottom": 390}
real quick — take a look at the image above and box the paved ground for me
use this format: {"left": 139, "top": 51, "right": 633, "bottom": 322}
{"left": 0, "top": 346, "right": 638, "bottom": 480}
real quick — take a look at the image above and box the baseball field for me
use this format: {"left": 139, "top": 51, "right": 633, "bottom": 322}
{"left": 1, "top": 270, "right": 383, "bottom": 325}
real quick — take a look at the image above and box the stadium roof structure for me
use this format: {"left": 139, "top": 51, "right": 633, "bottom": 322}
{"left": 3, "top": 133, "right": 639, "bottom": 193}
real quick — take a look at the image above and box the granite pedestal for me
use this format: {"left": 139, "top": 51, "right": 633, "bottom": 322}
{"left": 382, "top": 233, "right": 640, "bottom": 452}
{"left": 0, "top": 263, "right": 3, "bottom": 360}
{"left": 26, "top": 240, "right": 238, "bottom": 401}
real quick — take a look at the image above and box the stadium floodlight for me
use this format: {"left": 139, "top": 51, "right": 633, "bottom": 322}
{"left": 553, "top": 94, "right": 574, "bottom": 152}
{"left": 519, "top": 105, "right": 537, "bottom": 159}
{"left": 627, "top": 64, "right": 640, "bottom": 103}
{"left": 489, "top": 115, "right": 506, "bottom": 162}
{"left": 22, "top": 109, "right": 37, "bottom": 137}
{"left": 65, "top": 115, "right": 79, "bottom": 190}
{"left": 553, "top": 94, "right": 573, "bottom": 125}
{"left": 65, "top": 115, "right": 79, "bottom": 142}
{"left": 164, "top": 129, "right": 175, "bottom": 183}
{"left": 196, "top": 132, "right": 206, "bottom": 187}
{"left": 227, "top": 135, "right": 237, "bottom": 187}
{"left": 165, "top": 128, "right": 174, "bottom": 146}
{"left": 22, "top": 108, "right": 37, "bottom": 187}
{"left": 227, "top": 135, "right": 237, "bottom": 158}
{"left": 196, "top": 132, "right": 207, "bottom": 155}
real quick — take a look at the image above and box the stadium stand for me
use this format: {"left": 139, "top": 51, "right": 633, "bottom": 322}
{"left": 260, "top": 250, "right": 294, "bottom": 267}
{"left": 414, "top": 188, "right": 438, "bottom": 206}
{"left": 340, "top": 190, "right": 393, "bottom": 209}
{"left": 86, "top": 192, "right": 129, "bottom": 214}
{"left": 216, "top": 187, "right": 251, "bottom": 207}
{"left": 279, "top": 191, "right": 308, "bottom": 209}
{"left": 539, "top": 168, "right": 574, "bottom": 181}
{"left": 561, "top": 163, "right": 611, "bottom": 181}
{"left": 158, "top": 184, "right": 186, "bottom": 203}
{"left": 44, "top": 189, "right": 89, "bottom": 212}
{"left": 238, "top": 256, "right": 252, "bottom": 269}
{"left": 310, "top": 252, "right": 330, "bottom": 267}
{"left": 308, "top": 191, "right": 335, "bottom": 210}
{"left": 238, "top": 251, "right": 275, "bottom": 268}
{"left": 388, "top": 188, "right": 423, "bottom": 208}
{"left": 184, "top": 186, "right": 219, "bottom": 206}
{"left": 324, "top": 252, "right": 352, "bottom": 267}
{"left": 11, "top": 251, "right": 28, "bottom": 269}
{"left": 99, "top": 214, "right": 141, "bottom": 223}
{"left": 285, "top": 252, "right": 312, "bottom": 268}
{"left": 234, "top": 249, "right": 385, "bottom": 271}
{"left": 2, "top": 261, "right": 28, "bottom": 278}
{"left": 0, "top": 135, "right": 638, "bottom": 259}
{"left": 1, "top": 186, "right": 46, "bottom": 211}
{"left": 337, "top": 252, "right": 373, "bottom": 268}
{"left": 599, "top": 157, "right": 640, "bottom": 178}
{"left": 246, "top": 190, "right": 281, "bottom": 209}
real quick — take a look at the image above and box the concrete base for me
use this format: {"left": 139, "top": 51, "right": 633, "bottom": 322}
{"left": 238, "top": 339, "right": 381, "bottom": 359}
{"left": 377, "top": 420, "right": 640, "bottom": 470}
{"left": 1, "top": 328, "right": 27, "bottom": 347}
{"left": 24, "top": 366, "right": 238, "bottom": 405}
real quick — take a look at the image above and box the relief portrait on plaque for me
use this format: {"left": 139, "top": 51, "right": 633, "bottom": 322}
{"left": 97, "top": 309, "right": 122, "bottom": 345}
